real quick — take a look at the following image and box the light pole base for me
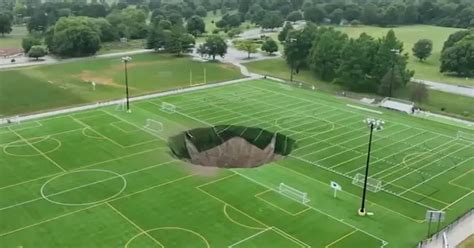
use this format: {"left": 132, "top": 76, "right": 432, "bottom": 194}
{"left": 127, "top": 109, "right": 132, "bottom": 113}
{"left": 358, "top": 208, "right": 367, "bottom": 216}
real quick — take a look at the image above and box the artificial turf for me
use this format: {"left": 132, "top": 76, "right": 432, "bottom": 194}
{"left": 0, "top": 79, "right": 472, "bottom": 247}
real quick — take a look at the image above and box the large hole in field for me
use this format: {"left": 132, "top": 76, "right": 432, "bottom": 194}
{"left": 168, "top": 126, "right": 296, "bottom": 168}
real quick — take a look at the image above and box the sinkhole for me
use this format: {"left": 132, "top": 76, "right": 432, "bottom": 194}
{"left": 168, "top": 125, "right": 296, "bottom": 168}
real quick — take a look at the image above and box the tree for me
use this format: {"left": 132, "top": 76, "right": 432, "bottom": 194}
{"left": 442, "top": 30, "right": 471, "bottom": 52}
{"left": 165, "top": 26, "right": 195, "bottom": 55}
{"left": 362, "top": 3, "right": 379, "bottom": 25}
{"left": 379, "top": 66, "right": 404, "bottom": 96}
{"left": 186, "top": 15, "right": 205, "bottom": 36}
{"left": 278, "top": 22, "right": 293, "bottom": 42}
{"left": 27, "top": 45, "right": 46, "bottom": 60}
{"left": 22, "top": 35, "right": 42, "bottom": 53}
{"left": 284, "top": 24, "right": 318, "bottom": 73}
{"left": 440, "top": 39, "right": 474, "bottom": 76}
{"left": 201, "top": 35, "right": 227, "bottom": 60}
{"left": 261, "top": 37, "right": 278, "bottom": 55}
{"left": 412, "top": 39, "right": 433, "bottom": 61}
{"left": 216, "top": 13, "right": 242, "bottom": 29}
{"left": 287, "top": 11, "right": 303, "bottom": 22}
{"left": 49, "top": 18, "right": 102, "bottom": 57}
{"left": 304, "top": 6, "right": 326, "bottom": 23}
{"left": 0, "top": 11, "right": 13, "bottom": 36}
{"left": 309, "top": 28, "right": 348, "bottom": 81}
{"left": 235, "top": 40, "right": 259, "bottom": 59}
{"left": 260, "top": 11, "right": 284, "bottom": 30}
{"left": 410, "top": 83, "right": 429, "bottom": 103}
{"left": 196, "top": 6, "right": 207, "bottom": 17}
{"left": 336, "top": 33, "right": 379, "bottom": 92}
{"left": 146, "top": 25, "right": 171, "bottom": 50}
{"left": 238, "top": 0, "right": 251, "bottom": 14}
{"left": 329, "top": 8, "right": 344, "bottom": 24}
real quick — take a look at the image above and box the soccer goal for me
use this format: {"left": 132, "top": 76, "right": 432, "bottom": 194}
{"left": 115, "top": 100, "right": 126, "bottom": 112}
{"left": 278, "top": 183, "right": 310, "bottom": 204}
{"left": 352, "top": 173, "right": 383, "bottom": 193}
{"left": 161, "top": 102, "right": 176, "bottom": 113}
{"left": 144, "top": 119, "right": 163, "bottom": 133}
{"left": 457, "top": 131, "right": 474, "bottom": 142}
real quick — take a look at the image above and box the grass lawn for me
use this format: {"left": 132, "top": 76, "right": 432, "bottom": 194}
{"left": 245, "top": 59, "right": 474, "bottom": 121}
{"left": 0, "top": 53, "right": 243, "bottom": 116}
{"left": 0, "top": 79, "right": 472, "bottom": 247}
{"left": 0, "top": 26, "right": 28, "bottom": 49}
{"left": 334, "top": 25, "right": 473, "bottom": 87}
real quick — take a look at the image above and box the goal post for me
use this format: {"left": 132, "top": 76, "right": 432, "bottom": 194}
{"left": 278, "top": 183, "right": 310, "bottom": 204}
{"left": 144, "top": 119, "right": 163, "bottom": 133}
{"left": 457, "top": 131, "right": 474, "bottom": 142}
{"left": 115, "top": 99, "right": 126, "bottom": 112}
{"left": 161, "top": 102, "right": 176, "bottom": 113}
{"left": 352, "top": 173, "right": 383, "bottom": 193}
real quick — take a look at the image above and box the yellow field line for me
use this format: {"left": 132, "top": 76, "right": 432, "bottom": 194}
{"left": 448, "top": 169, "right": 474, "bottom": 191}
{"left": 106, "top": 202, "right": 164, "bottom": 248}
{"left": 8, "top": 128, "right": 66, "bottom": 172}
{"left": 325, "top": 230, "right": 357, "bottom": 248}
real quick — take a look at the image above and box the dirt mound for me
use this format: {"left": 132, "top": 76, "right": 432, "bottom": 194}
{"left": 168, "top": 126, "right": 296, "bottom": 168}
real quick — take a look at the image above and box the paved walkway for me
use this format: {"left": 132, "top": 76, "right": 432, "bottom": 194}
{"left": 0, "top": 49, "right": 153, "bottom": 70}
{"left": 412, "top": 79, "right": 474, "bottom": 98}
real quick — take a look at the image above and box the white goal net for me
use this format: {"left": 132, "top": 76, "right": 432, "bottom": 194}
{"left": 352, "top": 173, "right": 383, "bottom": 193}
{"left": 144, "top": 119, "right": 163, "bottom": 133}
{"left": 457, "top": 131, "right": 474, "bottom": 142}
{"left": 115, "top": 100, "right": 126, "bottom": 112}
{"left": 161, "top": 102, "right": 176, "bottom": 113}
{"left": 278, "top": 183, "right": 310, "bottom": 204}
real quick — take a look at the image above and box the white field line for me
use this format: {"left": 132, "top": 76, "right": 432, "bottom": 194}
{"left": 376, "top": 141, "right": 460, "bottom": 179}
{"left": 386, "top": 144, "right": 472, "bottom": 185}
{"left": 0, "top": 147, "right": 167, "bottom": 191}
{"left": 228, "top": 228, "right": 273, "bottom": 247}
{"left": 245, "top": 82, "right": 464, "bottom": 145}
{"left": 400, "top": 157, "right": 474, "bottom": 195}
{"left": 232, "top": 170, "right": 388, "bottom": 247}
{"left": 0, "top": 160, "right": 175, "bottom": 211}
{"left": 346, "top": 104, "right": 382, "bottom": 114}
{"left": 343, "top": 133, "right": 440, "bottom": 174}
{"left": 298, "top": 125, "right": 406, "bottom": 159}
{"left": 289, "top": 155, "right": 438, "bottom": 210}
{"left": 168, "top": 94, "right": 440, "bottom": 212}
{"left": 8, "top": 128, "right": 66, "bottom": 172}
{"left": 304, "top": 126, "right": 408, "bottom": 163}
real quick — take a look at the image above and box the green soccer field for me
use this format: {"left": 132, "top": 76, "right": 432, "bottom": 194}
{"left": 0, "top": 79, "right": 472, "bottom": 247}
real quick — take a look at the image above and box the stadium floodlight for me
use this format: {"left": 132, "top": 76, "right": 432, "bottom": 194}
{"left": 288, "top": 38, "right": 298, "bottom": 82}
{"left": 121, "top": 56, "right": 132, "bottom": 113}
{"left": 358, "top": 118, "right": 384, "bottom": 216}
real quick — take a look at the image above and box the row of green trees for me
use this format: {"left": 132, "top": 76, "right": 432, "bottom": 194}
{"left": 282, "top": 24, "right": 413, "bottom": 96}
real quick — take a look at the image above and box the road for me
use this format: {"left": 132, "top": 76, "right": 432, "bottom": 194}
{"left": 411, "top": 78, "right": 474, "bottom": 98}
{"left": 0, "top": 49, "right": 153, "bottom": 70}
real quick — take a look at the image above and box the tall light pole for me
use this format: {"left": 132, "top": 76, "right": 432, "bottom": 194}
{"left": 121, "top": 56, "right": 132, "bottom": 113}
{"left": 289, "top": 38, "right": 297, "bottom": 82}
{"left": 358, "top": 118, "right": 384, "bottom": 216}
{"left": 389, "top": 49, "right": 400, "bottom": 97}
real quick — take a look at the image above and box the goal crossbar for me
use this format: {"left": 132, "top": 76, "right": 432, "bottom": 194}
{"left": 352, "top": 173, "right": 383, "bottom": 193}
{"left": 278, "top": 183, "right": 310, "bottom": 204}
